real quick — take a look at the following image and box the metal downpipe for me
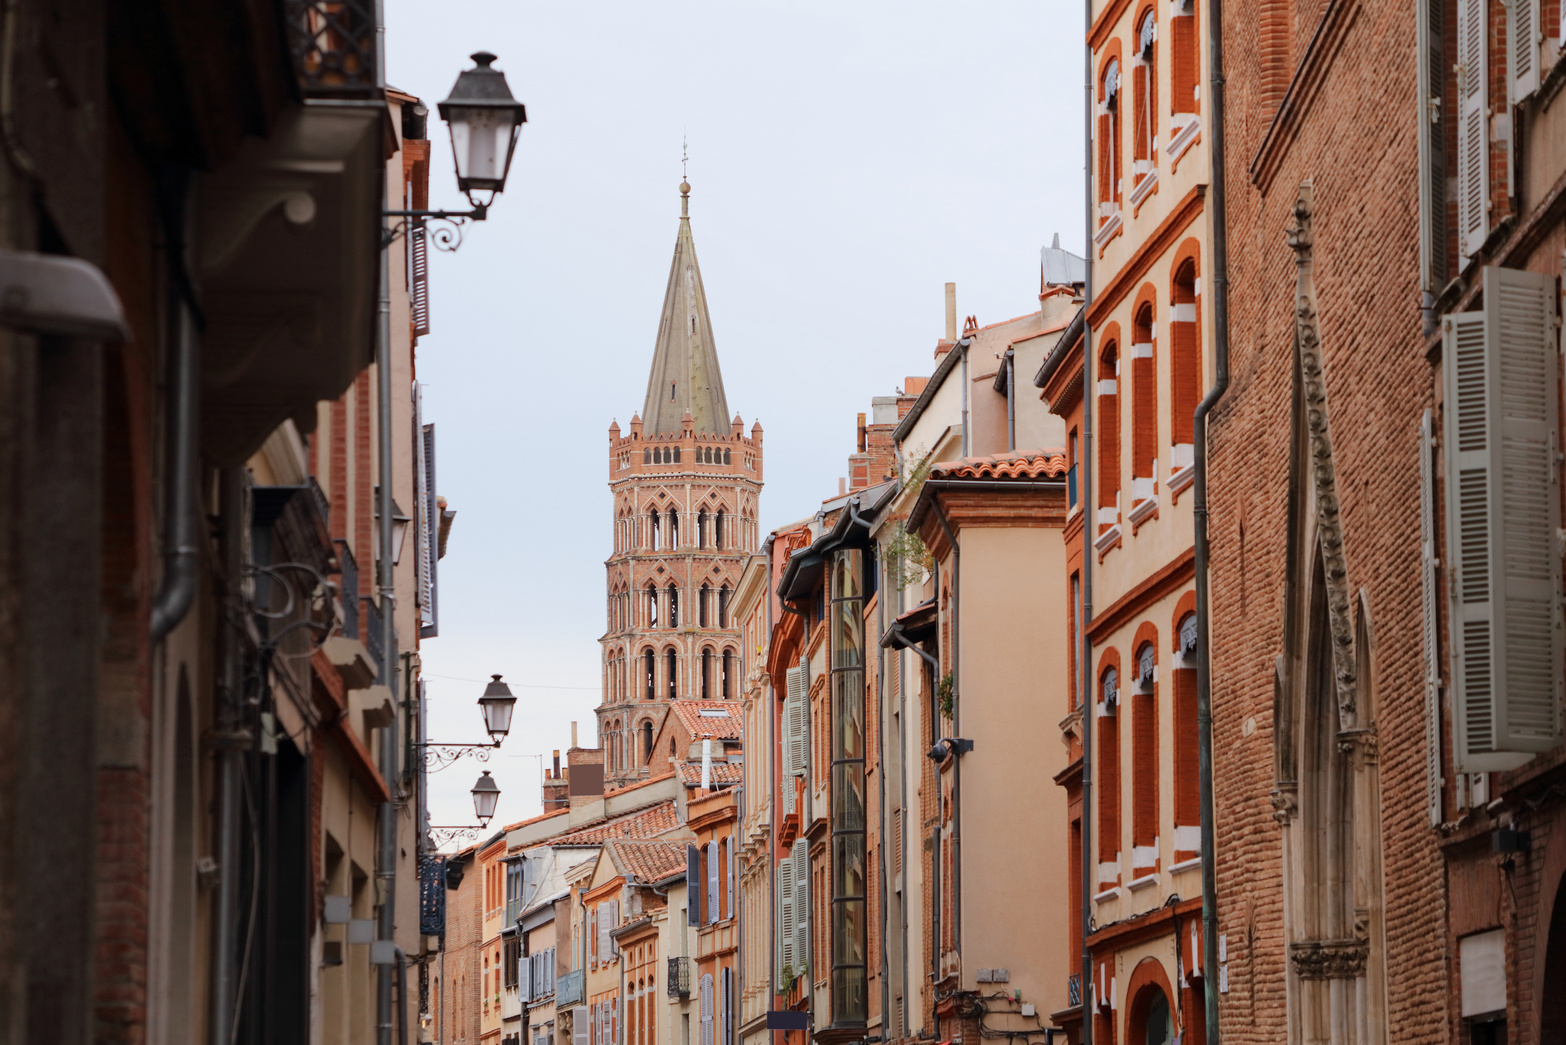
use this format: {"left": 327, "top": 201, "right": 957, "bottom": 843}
{"left": 1193, "top": 0, "right": 1232, "bottom": 1032}
{"left": 1078, "top": 0, "right": 1096, "bottom": 1034}
{"left": 208, "top": 467, "right": 246, "bottom": 1045}
{"left": 151, "top": 185, "right": 199, "bottom": 643}
{"left": 375, "top": 182, "right": 400, "bottom": 1045}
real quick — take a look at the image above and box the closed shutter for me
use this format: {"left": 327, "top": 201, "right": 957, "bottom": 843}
{"left": 609, "top": 900, "right": 620, "bottom": 956}
{"left": 589, "top": 907, "right": 598, "bottom": 963}
{"left": 792, "top": 840, "right": 809, "bottom": 979}
{"left": 726, "top": 836, "right": 735, "bottom": 920}
{"left": 611, "top": 995, "right": 618, "bottom": 1045}
{"left": 687, "top": 844, "right": 701, "bottom": 926}
{"left": 1456, "top": 0, "right": 1488, "bottom": 264}
{"left": 521, "top": 950, "right": 532, "bottom": 1003}
{"left": 1420, "top": 409, "right": 1444, "bottom": 826}
{"left": 1443, "top": 267, "right": 1564, "bottom": 771}
{"left": 598, "top": 906, "right": 611, "bottom": 959}
{"left": 721, "top": 967, "right": 732, "bottom": 1045}
{"left": 700, "top": 974, "right": 714, "bottom": 1045}
{"left": 572, "top": 1007, "right": 590, "bottom": 1045}
{"left": 410, "top": 218, "right": 431, "bottom": 336}
{"left": 777, "top": 851, "right": 794, "bottom": 975}
{"left": 1508, "top": 0, "right": 1538, "bottom": 100}
{"left": 707, "top": 841, "right": 720, "bottom": 925}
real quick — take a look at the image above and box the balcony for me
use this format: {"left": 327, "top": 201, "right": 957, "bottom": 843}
{"left": 363, "top": 595, "right": 385, "bottom": 681}
{"left": 502, "top": 985, "right": 521, "bottom": 1020}
{"left": 418, "top": 854, "right": 446, "bottom": 936}
{"left": 557, "top": 969, "right": 585, "bottom": 1007}
{"left": 282, "top": 0, "right": 378, "bottom": 98}
{"left": 334, "top": 540, "right": 359, "bottom": 640}
{"left": 667, "top": 956, "right": 691, "bottom": 998}
{"left": 1068, "top": 973, "right": 1081, "bottom": 1007}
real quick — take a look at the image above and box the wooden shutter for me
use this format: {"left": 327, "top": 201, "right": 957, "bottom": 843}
{"left": 777, "top": 848, "right": 795, "bottom": 975}
{"left": 410, "top": 219, "right": 431, "bottom": 336}
{"left": 598, "top": 905, "right": 612, "bottom": 959}
{"left": 792, "top": 840, "right": 809, "bottom": 978}
{"left": 700, "top": 975, "right": 714, "bottom": 1045}
{"left": 707, "top": 841, "right": 720, "bottom": 925}
{"left": 722, "top": 967, "right": 732, "bottom": 1045}
{"left": 726, "top": 836, "right": 735, "bottom": 920}
{"left": 687, "top": 844, "right": 701, "bottom": 926}
{"left": 609, "top": 899, "right": 620, "bottom": 956}
{"left": 1508, "top": 0, "right": 1538, "bottom": 100}
{"left": 1417, "top": 0, "right": 1447, "bottom": 290}
{"left": 1456, "top": 0, "right": 1488, "bottom": 264}
{"left": 1443, "top": 267, "right": 1564, "bottom": 771}
{"left": 573, "top": 1007, "right": 590, "bottom": 1045}
{"left": 1419, "top": 409, "right": 1444, "bottom": 826}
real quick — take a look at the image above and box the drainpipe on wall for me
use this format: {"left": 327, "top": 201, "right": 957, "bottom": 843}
{"left": 208, "top": 466, "right": 246, "bottom": 1045}
{"left": 1006, "top": 350, "right": 1016, "bottom": 453}
{"left": 928, "top": 497, "right": 962, "bottom": 988}
{"left": 1192, "top": 0, "right": 1232, "bottom": 1032}
{"left": 1078, "top": 0, "right": 1097, "bottom": 1035}
{"left": 959, "top": 338, "right": 971, "bottom": 459}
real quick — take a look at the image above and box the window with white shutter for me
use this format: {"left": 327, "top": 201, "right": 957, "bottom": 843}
{"left": 1420, "top": 409, "right": 1444, "bottom": 825}
{"left": 1456, "top": 0, "right": 1488, "bottom": 265}
{"left": 700, "top": 974, "right": 714, "bottom": 1045}
{"left": 792, "top": 840, "right": 809, "bottom": 979}
{"left": 572, "top": 1007, "right": 590, "bottom": 1045}
{"left": 589, "top": 907, "right": 598, "bottom": 964}
{"left": 1507, "top": 0, "right": 1538, "bottom": 100}
{"left": 1442, "top": 266, "right": 1564, "bottom": 771}
{"left": 707, "top": 841, "right": 720, "bottom": 925}
{"left": 721, "top": 967, "right": 732, "bottom": 1045}
{"left": 777, "top": 852, "right": 794, "bottom": 976}
{"left": 598, "top": 906, "right": 612, "bottom": 960}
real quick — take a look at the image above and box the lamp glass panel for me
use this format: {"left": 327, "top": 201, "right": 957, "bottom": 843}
{"left": 473, "top": 782, "right": 500, "bottom": 822}
{"left": 449, "top": 108, "right": 511, "bottom": 188}
{"left": 482, "top": 696, "right": 516, "bottom": 737}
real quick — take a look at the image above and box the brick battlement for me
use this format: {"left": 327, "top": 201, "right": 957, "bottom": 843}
{"left": 608, "top": 417, "right": 764, "bottom": 482}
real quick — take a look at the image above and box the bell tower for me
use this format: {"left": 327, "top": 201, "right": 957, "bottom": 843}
{"left": 600, "top": 181, "right": 763, "bottom": 789}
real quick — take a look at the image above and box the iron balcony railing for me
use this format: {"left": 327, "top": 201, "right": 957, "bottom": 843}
{"left": 1067, "top": 972, "right": 1081, "bottom": 1008}
{"left": 557, "top": 969, "right": 585, "bottom": 1007}
{"left": 667, "top": 956, "right": 691, "bottom": 998}
{"left": 334, "top": 540, "right": 359, "bottom": 640}
{"left": 419, "top": 854, "right": 446, "bottom": 937}
{"left": 282, "top": 0, "right": 378, "bottom": 97}
{"left": 363, "top": 595, "right": 384, "bottom": 680}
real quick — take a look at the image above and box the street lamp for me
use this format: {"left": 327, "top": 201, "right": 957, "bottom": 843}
{"left": 471, "top": 771, "right": 500, "bottom": 825}
{"left": 478, "top": 674, "right": 517, "bottom": 740}
{"left": 438, "top": 51, "right": 528, "bottom": 207}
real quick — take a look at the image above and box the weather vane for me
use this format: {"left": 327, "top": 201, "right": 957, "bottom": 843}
{"left": 682, "top": 134, "right": 688, "bottom": 180}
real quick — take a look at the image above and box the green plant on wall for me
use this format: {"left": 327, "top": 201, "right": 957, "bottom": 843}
{"left": 884, "top": 450, "right": 934, "bottom": 589}
{"left": 938, "top": 672, "right": 954, "bottom": 720}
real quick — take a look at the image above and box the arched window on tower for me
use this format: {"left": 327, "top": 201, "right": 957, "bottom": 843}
{"left": 642, "top": 721, "right": 653, "bottom": 763}
{"left": 701, "top": 648, "right": 713, "bottom": 699}
{"left": 645, "top": 649, "right": 656, "bottom": 700}
{"left": 722, "top": 650, "right": 734, "bottom": 699}
{"left": 698, "top": 510, "right": 708, "bottom": 550}
{"left": 668, "top": 510, "right": 679, "bottom": 550}
{"left": 673, "top": 447, "right": 681, "bottom": 464}
{"left": 723, "top": 448, "right": 731, "bottom": 465}
{"left": 699, "top": 583, "right": 711, "bottom": 628}
{"left": 718, "top": 585, "right": 731, "bottom": 629}
{"left": 667, "top": 585, "right": 679, "bottom": 627}
{"left": 646, "top": 584, "right": 659, "bottom": 628}
{"left": 715, "top": 510, "right": 726, "bottom": 550}
{"left": 644, "top": 447, "right": 651, "bottom": 465}
{"left": 649, "top": 509, "right": 660, "bottom": 550}
{"left": 666, "top": 649, "right": 678, "bottom": 699}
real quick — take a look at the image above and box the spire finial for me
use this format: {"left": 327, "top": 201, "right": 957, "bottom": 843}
{"left": 680, "top": 137, "right": 690, "bottom": 218}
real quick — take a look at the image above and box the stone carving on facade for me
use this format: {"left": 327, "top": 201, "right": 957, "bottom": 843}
{"left": 1337, "top": 726, "right": 1378, "bottom": 763}
{"left": 1288, "top": 939, "right": 1369, "bottom": 980}
{"left": 1287, "top": 182, "right": 1358, "bottom": 730}
{"left": 1270, "top": 783, "right": 1299, "bottom": 824}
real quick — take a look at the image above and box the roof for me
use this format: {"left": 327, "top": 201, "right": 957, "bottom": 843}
{"left": 641, "top": 182, "right": 730, "bottom": 436}
{"left": 677, "top": 762, "right": 745, "bottom": 786}
{"left": 1040, "top": 233, "right": 1087, "bottom": 286}
{"left": 605, "top": 838, "right": 690, "bottom": 884}
{"left": 667, "top": 700, "right": 744, "bottom": 740}
{"left": 929, "top": 451, "right": 1070, "bottom": 480}
{"left": 548, "top": 799, "right": 681, "bottom": 846}
{"left": 1034, "top": 306, "right": 1086, "bottom": 391}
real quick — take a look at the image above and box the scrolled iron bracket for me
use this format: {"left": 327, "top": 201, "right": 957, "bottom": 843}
{"left": 419, "top": 741, "right": 499, "bottom": 772}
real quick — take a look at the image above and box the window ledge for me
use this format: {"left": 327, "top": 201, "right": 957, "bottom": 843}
{"left": 1169, "top": 856, "right": 1203, "bottom": 874}
{"left": 1094, "top": 524, "right": 1123, "bottom": 558}
{"left": 1092, "top": 887, "right": 1122, "bottom": 904}
{"left": 1168, "top": 462, "right": 1196, "bottom": 495}
{"left": 1093, "top": 210, "right": 1123, "bottom": 250}
{"left": 1128, "top": 495, "right": 1159, "bottom": 527}
{"left": 1169, "top": 115, "right": 1201, "bottom": 166}
{"left": 1126, "top": 873, "right": 1160, "bottom": 892}
{"left": 1130, "top": 168, "right": 1160, "bottom": 215}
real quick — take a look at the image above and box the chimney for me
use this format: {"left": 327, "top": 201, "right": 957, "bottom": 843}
{"left": 857, "top": 413, "right": 867, "bottom": 453}
{"left": 570, "top": 721, "right": 578, "bottom": 749}
{"left": 944, "top": 282, "right": 957, "bottom": 342}
{"left": 838, "top": 477, "right": 847, "bottom": 496}
{"left": 552, "top": 749, "right": 561, "bottom": 779}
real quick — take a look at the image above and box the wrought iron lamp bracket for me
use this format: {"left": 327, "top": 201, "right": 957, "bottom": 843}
{"left": 428, "top": 825, "right": 488, "bottom": 847}
{"left": 381, "top": 204, "right": 489, "bottom": 251}
{"left": 418, "top": 739, "right": 501, "bottom": 772}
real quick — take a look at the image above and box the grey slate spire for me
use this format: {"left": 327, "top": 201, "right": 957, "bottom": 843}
{"left": 641, "top": 180, "right": 730, "bottom": 436}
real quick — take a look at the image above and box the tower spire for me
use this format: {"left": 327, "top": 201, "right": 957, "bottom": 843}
{"left": 641, "top": 178, "right": 729, "bottom": 436}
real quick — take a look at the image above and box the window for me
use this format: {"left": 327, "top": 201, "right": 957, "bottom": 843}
{"left": 718, "top": 586, "right": 730, "bottom": 629}
{"left": 698, "top": 510, "right": 708, "bottom": 549}
{"left": 714, "top": 510, "right": 725, "bottom": 549}
{"left": 1132, "top": 642, "right": 1158, "bottom": 873}
{"left": 828, "top": 548, "right": 868, "bottom": 1023}
{"left": 1068, "top": 429, "right": 1080, "bottom": 510}
{"left": 699, "top": 584, "right": 711, "bottom": 628}
{"left": 1099, "top": 664, "right": 1121, "bottom": 877}
{"left": 647, "top": 585, "right": 659, "bottom": 628}
{"left": 1170, "top": 255, "right": 1201, "bottom": 467}
{"left": 1173, "top": 613, "right": 1199, "bottom": 857}
{"left": 645, "top": 649, "right": 656, "bottom": 700}
{"left": 644, "top": 448, "right": 651, "bottom": 464}
{"left": 722, "top": 651, "right": 733, "bottom": 699}
{"left": 1133, "top": 10, "right": 1157, "bottom": 178}
{"left": 666, "top": 649, "right": 678, "bottom": 700}
{"left": 1098, "top": 340, "right": 1121, "bottom": 531}
{"left": 667, "top": 586, "right": 679, "bottom": 628}
{"left": 642, "top": 721, "right": 653, "bottom": 762}
{"left": 1097, "top": 57, "right": 1122, "bottom": 220}
{"left": 1070, "top": 573, "right": 1082, "bottom": 708}
{"left": 1171, "top": 0, "right": 1198, "bottom": 119}
{"left": 649, "top": 509, "right": 660, "bottom": 550}
{"left": 701, "top": 649, "right": 713, "bottom": 699}
{"left": 1132, "top": 299, "right": 1157, "bottom": 500}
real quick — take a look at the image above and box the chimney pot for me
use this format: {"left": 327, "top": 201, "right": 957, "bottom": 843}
{"left": 944, "top": 282, "right": 957, "bottom": 342}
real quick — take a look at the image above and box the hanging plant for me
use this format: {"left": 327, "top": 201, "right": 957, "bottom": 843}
{"left": 885, "top": 451, "right": 935, "bottom": 588}
{"left": 938, "top": 672, "right": 955, "bottom": 720}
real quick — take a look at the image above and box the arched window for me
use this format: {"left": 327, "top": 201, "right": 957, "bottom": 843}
{"left": 1129, "top": 982, "right": 1174, "bottom": 1045}
{"left": 723, "top": 448, "right": 731, "bottom": 465}
{"left": 1173, "top": 611, "right": 1199, "bottom": 856}
{"left": 1132, "top": 642, "right": 1158, "bottom": 873}
{"left": 1098, "top": 57, "right": 1122, "bottom": 220}
{"left": 1171, "top": 0, "right": 1199, "bottom": 121}
{"left": 668, "top": 510, "right": 679, "bottom": 550}
{"left": 698, "top": 510, "right": 708, "bottom": 549}
{"left": 1171, "top": 255, "right": 1201, "bottom": 468}
{"left": 701, "top": 648, "right": 713, "bottom": 699}
{"left": 667, "top": 585, "right": 679, "bottom": 628}
{"left": 1099, "top": 340, "right": 1121, "bottom": 531}
{"left": 673, "top": 447, "right": 681, "bottom": 464}
{"left": 1133, "top": 10, "right": 1158, "bottom": 180}
{"left": 1099, "top": 664, "right": 1121, "bottom": 874}
{"left": 714, "top": 510, "right": 725, "bottom": 550}
{"left": 649, "top": 509, "right": 660, "bottom": 550}
{"left": 722, "top": 650, "right": 734, "bottom": 699}
{"left": 646, "top": 584, "right": 659, "bottom": 628}
{"left": 718, "top": 585, "right": 731, "bottom": 629}
{"left": 666, "top": 649, "right": 678, "bottom": 699}
{"left": 644, "top": 447, "right": 651, "bottom": 464}
{"left": 1132, "top": 299, "right": 1157, "bottom": 501}
{"left": 645, "top": 649, "right": 655, "bottom": 700}
{"left": 699, "top": 583, "right": 711, "bottom": 628}
{"left": 642, "top": 721, "right": 653, "bottom": 762}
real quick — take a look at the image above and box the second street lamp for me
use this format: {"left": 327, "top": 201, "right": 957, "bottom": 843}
{"left": 478, "top": 674, "right": 517, "bottom": 741}
{"left": 438, "top": 51, "right": 528, "bottom": 205}
{"left": 471, "top": 771, "right": 500, "bottom": 825}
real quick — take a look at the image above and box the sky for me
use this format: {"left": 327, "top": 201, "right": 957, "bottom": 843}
{"left": 386, "top": 1, "right": 1086, "bottom": 840}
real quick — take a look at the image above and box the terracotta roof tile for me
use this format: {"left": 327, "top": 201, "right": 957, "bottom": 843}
{"left": 930, "top": 450, "right": 1069, "bottom": 481}
{"left": 676, "top": 762, "right": 745, "bottom": 785}
{"left": 549, "top": 800, "right": 681, "bottom": 846}
{"left": 606, "top": 839, "right": 689, "bottom": 884}
{"left": 668, "top": 700, "right": 744, "bottom": 740}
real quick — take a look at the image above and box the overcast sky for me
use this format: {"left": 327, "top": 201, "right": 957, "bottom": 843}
{"left": 386, "top": 1, "right": 1085, "bottom": 839}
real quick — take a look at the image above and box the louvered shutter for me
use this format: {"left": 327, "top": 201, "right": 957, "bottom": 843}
{"left": 410, "top": 218, "right": 431, "bottom": 336}
{"left": 1420, "top": 409, "right": 1444, "bottom": 826}
{"left": 777, "top": 851, "right": 794, "bottom": 975}
{"left": 609, "top": 899, "right": 620, "bottom": 956}
{"left": 521, "top": 950, "right": 532, "bottom": 1002}
{"left": 707, "top": 841, "right": 720, "bottom": 925}
{"left": 573, "top": 1007, "right": 590, "bottom": 1045}
{"left": 1456, "top": 0, "right": 1488, "bottom": 264}
{"left": 792, "top": 840, "right": 809, "bottom": 979}
{"left": 598, "top": 905, "right": 611, "bottom": 959}
{"left": 721, "top": 967, "right": 732, "bottom": 1045}
{"left": 789, "top": 662, "right": 808, "bottom": 780}
{"left": 726, "top": 836, "right": 735, "bottom": 920}
{"left": 419, "top": 422, "right": 439, "bottom": 637}
{"left": 1443, "top": 267, "right": 1564, "bottom": 771}
{"left": 687, "top": 844, "right": 701, "bottom": 926}
{"left": 700, "top": 974, "right": 714, "bottom": 1045}
{"left": 1507, "top": 0, "right": 1538, "bottom": 100}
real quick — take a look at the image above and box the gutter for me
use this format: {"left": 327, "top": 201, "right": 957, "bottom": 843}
{"left": 1034, "top": 306, "right": 1087, "bottom": 393}
{"left": 1192, "top": 0, "right": 1231, "bottom": 1033}
{"left": 1078, "top": 4, "right": 1097, "bottom": 1037}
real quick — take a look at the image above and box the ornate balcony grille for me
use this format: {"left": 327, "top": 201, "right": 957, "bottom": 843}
{"left": 282, "top": 0, "right": 378, "bottom": 97}
{"left": 334, "top": 540, "right": 359, "bottom": 640}
{"left": 1067, "top": 972, "right": 1081, "bottom": 1007}
{"left": 419, "top": 854, "right": 446, "bottom": 936}
{"left": 667, "top": 956, "right": 691, "bottom": 998}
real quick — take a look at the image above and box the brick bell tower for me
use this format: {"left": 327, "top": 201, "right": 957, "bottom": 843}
{"left": 600, "top": 180, "right": 763, "bottom": 789}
